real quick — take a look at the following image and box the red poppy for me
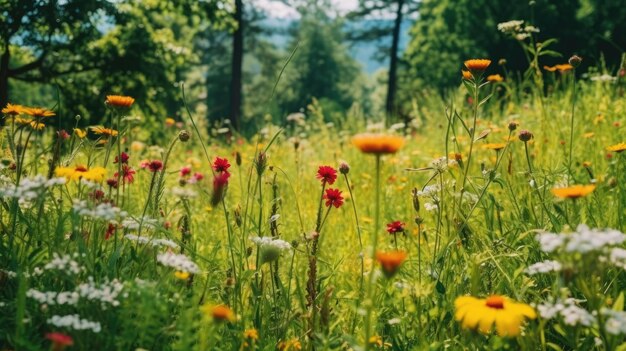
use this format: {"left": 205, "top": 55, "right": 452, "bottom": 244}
{"left": 316, "top": 165, "right": 337, "bottom": 185}
{"left": 323, "top": 188, "right": 344, "bottom": 208}
{"left": 114, "top": 152, "right": 129, "bottom": 164}
{"left": 148, "top": 160, "right": 163, "bottom": 172}
{"left": 213, "top": 157, "right": 231, "bottom": 174}
{"left": 386, "top": 221, "right": 405, "bottom": 234}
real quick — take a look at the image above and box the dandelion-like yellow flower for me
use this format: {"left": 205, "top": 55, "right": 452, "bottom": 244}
{"left": 11, "top": 117, "right": 33, "bottom": 127}
{"left": 29, "top": 120, "right": 46, "bottom": 130}
{"left": 24, "top": 107, "right": 55, "bottom": 118}
{"left": 2, "top": 103, "right": 26, "bottom": 116}
{"left": 90, "top": 126, "right": 119, "bottom": 137}
{"left": 551, "top": 184, "right": 596, "bottom": 199}
{"left": 278, "top": 338, "right": 302, "bottom": 351}
{"left": 487, "top": 74, "right": 504, "bottom": 82}
{"left": 464, "top": 59, "right": 491, "bottom": 72}
{"left": 462, "top": 70, "right": 473, "bottom": 80}
{"left": 74, "top": 128, "right": 87, "bottom": 139}
{"left": 352, "top": 133, "right": 405, "bottom": 155}
{"left": 455, "top": 295, "right": 536, "bottom": 336}
{"left": 243, "top": 329, "right": 259, "bottom": 340}
{"left": 165, "top": 117, "right": 176, "bottom": 127}
{"left": 174, "top": 271, "right": 190, "bottom": 280}
{"left": 55, "top": 165, "right": 107, "bottom": 183}
{"left": 375, "top": 251, "right": 407, "bottom": 278}
{"left": 200, "top": 304, "right": 235, "bottom": 322}
{"left": 606, "top": 143, "right": 626, "bottom": 153}
{"left": 483, "top": 143, "right": 507, "bottom": 151}
{"left": 105, "top": 95, "right": 135, "bottom": 108}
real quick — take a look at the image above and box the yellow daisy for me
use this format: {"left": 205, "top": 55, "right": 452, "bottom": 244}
{"left": 352, "top": 133, "right": 405, "bottom": 155}
{"left": 606, "top": 143, "right": 626, "bottom": 153}
{"left": 455, "top": 295, "right": 536, "bottom": 336}
{"left": 90, "top": 126, "right": 119, "bottom": 137}
{"left": 551, "top": 184, "right": 596, "bottom": 199}
{"left": 55, "top": 165, "right": 107, "bottom": 183}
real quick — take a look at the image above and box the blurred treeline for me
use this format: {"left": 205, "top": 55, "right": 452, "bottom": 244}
{"left": 1, "top": 0, "right": 625, "bottom": 137}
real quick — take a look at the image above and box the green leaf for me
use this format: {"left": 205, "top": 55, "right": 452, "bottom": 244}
{"left": 435, "top": 280, "right": 446, "bottom": 294}
{"left": 614, "top": 291, "right": 625, "bottom": 311}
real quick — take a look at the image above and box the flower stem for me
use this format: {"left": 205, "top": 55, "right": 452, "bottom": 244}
{"left": 364, "top": 154, "right": 381, "bottom": 351}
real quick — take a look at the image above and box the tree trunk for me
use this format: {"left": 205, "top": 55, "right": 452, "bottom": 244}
{"left": 385, "top": 0, "right": 405, "bottom": 117}
{"left": 0, "top": 43, "right": 10, "bottom": 110}
{"left": 229, "top": 0, "right": 243, "bottom": 132}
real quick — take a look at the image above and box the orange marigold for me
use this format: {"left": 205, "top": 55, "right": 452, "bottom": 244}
{"left": 487, "top": 74, "right": 504, "bottom": 82}
{"left": 551, "top": 184, "right": 596, "bottom": 199}
{"left": 464, "top": 59, "right": 491, "bottom": 72}
{"left": 90, "top": 126, "right": 119, "bottom": 137}
{"left": 606, "top": 143, "right": 626, "bottom": 153}
{"left": 24, "top": 107, "right": 55, "bottom": 118}
{"left": 376, "top": 250, "right": 407, "bottom": 278}
{"left": 105, "top": 95, "right": 135, "bottom": 108}
{"left": 2, "top": 103, "right": 26, "bottom": 116}
{"left": 352, "top": 133, "right": 405, "bottom": 155}
{"left": 462, "top": 70, "right": 473, "bottom": 80}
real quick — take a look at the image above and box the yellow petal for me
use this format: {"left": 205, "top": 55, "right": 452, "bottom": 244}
{"left": 478, "top": 309, "right": 496, "bottom": 334}
{"left": 495, "top": 311, "right": 522, "bottom": 337}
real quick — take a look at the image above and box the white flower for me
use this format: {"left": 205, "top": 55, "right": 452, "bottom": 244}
{"left": 590, "top": 74, "right": 617, "bottom": 83}
{"left": 76, "top": 278, "right": 125, "bottom": 307}
{"left": 122, "top": 217, "right": 159, "bottom": 230}
{"left": 536, "top": 225, "right": 626, "bottom": 253}
{"left": 388, "top": 318, "right": 401, "bottom": 325}
{"left": 47, "top": 314, "right": 101, "bottom": 333}
{"left": 416, "top": 185, "right": 439, "bottom": 197}
{"left": 608, "top": 247, "right": 626, "bottom": 270}
{"left": 424, "top": 202, "right": 438, "bottom": 212}
{"left": 525, "top": 260, "right": 562, "bottom": 275}
{"left": 251, "top": 236, "right": 292, "bottom": 263}
{"left": 73, "top": 200, "right": 128, "bottom": 222}
{"left": 430, "top": 157, "right": 455, "bottom": 173}
{"left": 43, "top": 253, "right": 84, "bottom": 275}
{"left": 497, "top": 20, "right": 524, "bottom": 33}
{"left": 524, "top": 25, "right": 540, "bottom": 33}
{"left": 0, "top": 176, "right": 66, "bottom": 205}
{"left": 157, "top": 252, "right": 199, "bottom": 274}
{"left": 536, "top": 298, "right": 595, "bottom": 326}
{"left": 124, "top": 234, "right": 178, "bottom": 249}
{"left": 171, "top": 187, "right": 198, "bottom": 198}
{"left": 602, "top": 309, "right": 626, "bottom": 335}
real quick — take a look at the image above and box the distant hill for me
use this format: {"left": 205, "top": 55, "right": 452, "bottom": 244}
{"left": 260, "top": 18, "right": 412, "bottom": 74}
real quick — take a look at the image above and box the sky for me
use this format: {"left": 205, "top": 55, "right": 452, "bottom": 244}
{"left": 254, "top": 0, "right": 360, "bottom": 19}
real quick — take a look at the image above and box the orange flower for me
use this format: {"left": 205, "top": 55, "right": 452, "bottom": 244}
{"left": 544, "top": 64, "right": 574, "bottom": 73}
{"left": 464, "top": 59, "right": 491, "bottom": 72}
{"left": 487, "top": 74, "right": 504, "bottom": 82}
{"left": 24, "top": 107, "right": 55, "bottom": 118}
{"left": 352, "top": 133, "right": 405, "bottom": 155}
{"left": 105, "top": 95, "right": 135, "bottom": 108}
{"left": 90, "top": 126, "right": 119, "bottom": 137}
{"left": 201, "top": 304, "right": 235, "bottom": 322}
{"left": 462, "top": 70, "right": 473, "bottom": 80}
{"left": 2, "top": 103, "right": 26, "bottom": 116}
{"left": 606, "top": 143, "right": 626, "bottom": 153}
{"left": 483, "top": 143, "right": 506, "bottom": 151}
{"left": 551, "top": 184, "right": 596, "bottom": 199}
{"left": 376, "top": 250, "right": 407, "bottom": 277}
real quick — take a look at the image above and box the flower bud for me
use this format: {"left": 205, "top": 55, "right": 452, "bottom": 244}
{"left": 568, "top": 55, "right": 582, "bottom": 68}
{"left": 411, "top": 188, "right": 420, "bottom": 212}
{"left": 498, "top": 58, "right": 507, "bottom": 66}
{"left": 339, "top": 161, "right": 350, "bottom": 175}
{"left": 178, "top": 130, "right": 190, "bottom": 142}
{"left": 518, "top": 130, "right": 533, "bottom": 142}
{"left": 235, "top": 151, "right": 242, "bottom": 166}
{"left": 508, "top": 122, "right": 518, "bottom": 132}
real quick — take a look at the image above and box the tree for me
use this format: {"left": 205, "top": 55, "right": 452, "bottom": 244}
{"left": 229, "top": 0, "right": 244, "bottom": 131}
{"left": 347, "top": 0, "right": 418, "bottom": 117}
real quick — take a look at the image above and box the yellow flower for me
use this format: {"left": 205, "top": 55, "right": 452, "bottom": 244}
{"left": 74, "top": 128, "right": 87, "bottom": 139}
{"left": 352, "top": 133, "right": 405, "bottom": 155}
{"left": 200, "top": 304, "right": 235, "bottom": 322}
{"left": 165, "top": 117, "right": 176, "bottom": 127}
{"left": 483, "top": 143, "right": 507, "bottom": 151}
{"left": 2, "top": 103, "right": 26, "bottom": 116}
{"left": 606, "top": 143, "right": 626, "bottom": 153}
{"left": 582, "top": 161, "right": 592, "bottom": 168}
{"left": 174, "top": 271, "right": 190, "bottom": 280}
{"left": 487, "top": 74, "right": 504, "bottom": 82}
{"left": 455, "top": 295, "right": 536, "bottom": 336}
{"left": 24, "top": 107, "right": 55, "bottom": 118}
{"left": 462, "top": 70, "right": 473, "bottom": 80}
{"left": 131, "top": 141, "right": 145, "bottom": 152}
{"left": 582, "top": 132, "right": 594, "bottom": 139}
{"left": 243, "top": 329, "right": 259, "bottom": 340}
{"left": 544, "top": 64, "right": 574, "bottom": 73}
{"left": 278, "top": 338, "right": 302, "bottom": 351}
{"left": 29, "top": 120, "right": 46, "bottom": 130}
{"left": 105, "top": 95, "right": 135, "bottom": 108}
{"left": 90, "top": 126, "right": 119, "bottom": 137}
{"left": 551, "top": 184, "right": 596, "bottom": 199}
{"left": 464, "top": 59, "right": 491, "bottom": 72}
{"left": 55, "top": 165, "right": 107, "bottom": 183}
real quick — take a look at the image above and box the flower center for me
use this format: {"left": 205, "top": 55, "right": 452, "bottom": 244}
{"left": 485, "top": 295, "right": 505, "bottom": 309}
{"left": 75, "top": 165, "right": 88, "bottom": 172}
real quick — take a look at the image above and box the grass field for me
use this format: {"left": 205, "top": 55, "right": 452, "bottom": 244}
{"left": 2, "top": 60, "right": 626, "bottom": 350}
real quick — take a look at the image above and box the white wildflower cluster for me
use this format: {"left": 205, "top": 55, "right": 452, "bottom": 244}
{"left": 590, "top": 74, "right": 617, "bottom": 83}
{"left": 536, "top": 298, "right": 595, "bottom": 326}
{"left": 171, "top": 186, "right": 198, "bottom": 198}
{"left": 415, "top": 184, "right": 439, "bottom": 197}
{"left": 72, "top": 200, "right": 128, "bottom": 222}
{"left": 389, "top": 122, "right": 405, "bottom": 131}
{"left": 602, "top": 309, "right": 626, "bottom": 335}
{"left": 525, "top": 260, "right": 562, "bottom": 275}
{"left": 536, "top": 225, "right": 626, "bottom": 253}
{"left": 608, "top": 248, "right": 626, "bottom": 270}
{"left": 430, "top": 157, "right": 456, "bottom": 173}
{"left": 424, "top": 203, "right": 439, "bottom": 212}
{"left": 286, "top": 112, "right": 306, "bottom": 125}
{"left": 250, "top": 236, "right": 292, "bottom": 251}
{"left": 42, "top": 253, "right": 85, "bottom": 275}
{"left": 47, "top": 314, "right": 101, "bottom": 333}
{"left": 27, "top": 278, "right": 124, "bottom": 308}
{"left": 497, "top": 20, "right": 540, "bottom": 40}
{"left": 0, "top": 269, "right": 17, "bottom": 279}
{"left": 0, "top": 176, "right": 65, "bottom": 207}
{"left": 156, "top": 252, "right": 200, "bottom": 274}
{"left": 122, "top": 216, "right": 159, "bottom": 230}
{"left": 124, "top": 234, "right": 178, "bottom": 249}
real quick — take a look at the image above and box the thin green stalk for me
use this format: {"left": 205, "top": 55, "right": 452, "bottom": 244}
{"left": 364, "top": 154, "right": 381, "bottom": 351}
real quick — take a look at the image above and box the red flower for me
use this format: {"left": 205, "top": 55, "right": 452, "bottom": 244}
{"left": 323, "top": 188, "right": 344, "bottom": 208}
{"left": 105, "top": 223, "right": 116, "bottom": 240}
{"left": 148, "top": 160, "right": 163, "bottom": 172}
{"left": 57, "top": 130, "right": 70, "bottom": 140}
{"left": 316, "top": 165, "right": 337, "bottom": 185}
{"left": 193, "top": 172, "right": 204, "bottom": 181}
{"left": 46, "top": 332, "right": 73, "bottom": 350}
{"left": 180, "top": 166, "right": 192, "bottom": 177}
{"left": 213, "top": 157, "right": 231, "bottom": 173}
{"left": 386, "top": 221, "right": 405, "bottom": 234}
{"left": 211, "top": 172, "right": 230, "bottom": 206}
{"left": 114, "top": 152, "right": 130, "bottom": 164}
{"left": 106, "top": 178, "right": 119, "bottom": 189}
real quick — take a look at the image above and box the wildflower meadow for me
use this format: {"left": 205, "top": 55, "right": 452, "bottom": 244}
{"left": 2, "top": 1, "right": 626, "bottom": 351}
